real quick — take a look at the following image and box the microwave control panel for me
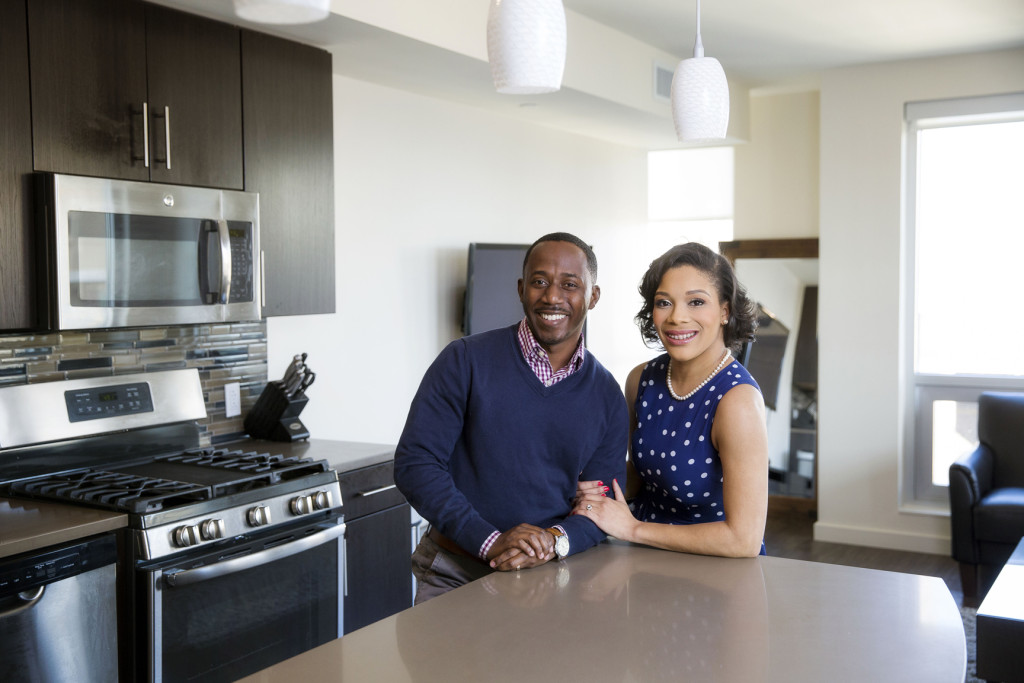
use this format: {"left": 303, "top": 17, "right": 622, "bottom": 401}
{"left": 227, "top": 223, "right": 254, "bottom": 304}
{"left": 65, "top": 382, "right": 155, "bottom": 423}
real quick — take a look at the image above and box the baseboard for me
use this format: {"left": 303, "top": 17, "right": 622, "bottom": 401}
{"left": 813, "top": 521, "right": 951, "bottom": 555}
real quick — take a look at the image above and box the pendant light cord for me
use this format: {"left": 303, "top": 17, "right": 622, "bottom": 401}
{"left": 693, "top": 0, "right": 705, "bottom": 58}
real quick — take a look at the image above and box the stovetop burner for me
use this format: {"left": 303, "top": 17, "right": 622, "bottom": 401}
{"left": 8, "top": 446, "right": 332, "bottom": 515}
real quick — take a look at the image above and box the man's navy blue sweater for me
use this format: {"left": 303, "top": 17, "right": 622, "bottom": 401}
{"left": 394, "top": 324, "right": 628, "bottom": 557}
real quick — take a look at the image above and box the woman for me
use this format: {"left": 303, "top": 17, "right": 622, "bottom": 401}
{"left": 574, "top": 243, "right": 769, "bottom": 557}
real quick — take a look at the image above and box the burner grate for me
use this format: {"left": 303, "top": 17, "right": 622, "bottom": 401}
{"left": 13, "top": 470, "right": 212, "bottom": 514}
{"left": 162, "top": 448, "right": 328, "bottom": 483}
{"left": 5, "top": 446, "right": 331, "bottom": 516}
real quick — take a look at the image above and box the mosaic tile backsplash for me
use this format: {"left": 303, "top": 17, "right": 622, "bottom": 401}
{"left": 0, "top": 321, "right": 269, "bottom": 445}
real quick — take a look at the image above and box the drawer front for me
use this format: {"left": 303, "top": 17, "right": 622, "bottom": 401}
{"left": 338, "top": 461, "right": 406, "bottom": 519}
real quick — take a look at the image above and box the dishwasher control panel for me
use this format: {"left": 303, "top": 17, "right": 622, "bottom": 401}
{"left": 0, "top": 534, "right": 116, "bottom": 597}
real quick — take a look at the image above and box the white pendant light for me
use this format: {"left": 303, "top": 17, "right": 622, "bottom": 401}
{"left": 671, "top": 0, "right": 729, "bottom": 142}
{"left": 487, "top": 0, "right": 567, "bottom": 95}
{"left": 233, "top": 0, "right": 329, "bottom": 25}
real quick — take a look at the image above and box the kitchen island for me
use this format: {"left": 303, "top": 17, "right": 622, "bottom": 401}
{"left": 240, "top": 540, "right": 965, "bottom": 682}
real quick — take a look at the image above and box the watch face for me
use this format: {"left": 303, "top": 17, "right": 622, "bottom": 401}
{"left": 554, "top": 534, "right": 569, "bottom": 558}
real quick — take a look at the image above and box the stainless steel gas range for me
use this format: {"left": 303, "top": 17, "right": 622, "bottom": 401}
{"left": 0, "top": 369, "right": 345, "bottom": 683}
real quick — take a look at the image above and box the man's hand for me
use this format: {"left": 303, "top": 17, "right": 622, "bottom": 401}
{"left": 487, "top": 523, "right": 556, "bottom": 571}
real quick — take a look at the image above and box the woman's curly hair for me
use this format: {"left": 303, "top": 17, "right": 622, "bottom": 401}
{"left": 635, "top": 242, "right": 758, "bottom": 353}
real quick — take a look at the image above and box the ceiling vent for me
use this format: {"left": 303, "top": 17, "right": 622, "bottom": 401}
{"left": 653, "top": 62, "right": 674, "bottom": 102}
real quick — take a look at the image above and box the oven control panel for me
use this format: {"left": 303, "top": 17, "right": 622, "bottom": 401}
{"left": 64, "top": 382, "right": 154, "bottom": 423}
{"left": 137, "top": 480, "right": 343, "bottom": 561}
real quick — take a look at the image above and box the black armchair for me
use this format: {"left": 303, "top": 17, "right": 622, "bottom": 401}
{"left": 949, "top": 391, "right": 1024, "bottom": 602}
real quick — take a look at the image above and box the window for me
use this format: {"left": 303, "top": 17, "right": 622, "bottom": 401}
{"left": 644, "top": 147, "right": 734, "bottom": 257}
{"left": 903, "top": 92, "right": 1024, "bottom": 506}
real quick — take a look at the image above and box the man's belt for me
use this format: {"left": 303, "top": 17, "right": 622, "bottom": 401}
{"left": 427, "top": 527, "right": 479, "bottom": 561}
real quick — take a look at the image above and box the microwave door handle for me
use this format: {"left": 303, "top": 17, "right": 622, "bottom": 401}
{"left": 216, "top": 219, "right": 232, "bottom": 304}
{"left": 163, "top": 523, "right": 345, "bottom": 588}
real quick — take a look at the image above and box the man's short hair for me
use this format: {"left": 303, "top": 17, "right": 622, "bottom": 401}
{"left": 521, "top": 232, "right": 598, "bottom": 282}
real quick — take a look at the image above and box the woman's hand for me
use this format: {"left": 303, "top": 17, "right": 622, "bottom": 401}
{"left": 574, "top": 479, "right": 608, "bottom": 505}
{"left": 572, "top": 479, "right": 640, "bottom": 542}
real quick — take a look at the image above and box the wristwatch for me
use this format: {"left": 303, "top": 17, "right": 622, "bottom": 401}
{"left": 546, "top": 527, "right": 569, "bottom": 559}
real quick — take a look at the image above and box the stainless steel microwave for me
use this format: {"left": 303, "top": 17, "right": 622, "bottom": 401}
{"left": 36, "top": 173, "right": 261, "bottom": 330}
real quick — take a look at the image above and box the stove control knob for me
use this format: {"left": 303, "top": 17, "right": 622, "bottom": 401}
{"left": 248, "top": 505, "right": 272, "bottom": 527}
{"left": 174, "top": 524, "right": 201, "bottom": 548}
{"left": 290, "top": 495, "right": 313, "bottom": 515}
{"left": 201, "top": 518, "right": 226, "bottom": 540}
{"left": 312, "top": 490, "right": 332, "bottom": 511}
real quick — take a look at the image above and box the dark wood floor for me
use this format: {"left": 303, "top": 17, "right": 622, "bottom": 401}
{"left": 764, "top": 501, "right": 965, "bottom": 608}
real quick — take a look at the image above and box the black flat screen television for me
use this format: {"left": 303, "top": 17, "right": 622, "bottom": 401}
{"left": 735, "top": 304, "right": 789, "bottom": 410}
{"left": 462, "top": 243, "right": 529, "bottom": 336}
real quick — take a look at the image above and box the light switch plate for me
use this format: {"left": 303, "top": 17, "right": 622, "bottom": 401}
{"left": 225, "top": 382, "right": 241, "bottom": 418}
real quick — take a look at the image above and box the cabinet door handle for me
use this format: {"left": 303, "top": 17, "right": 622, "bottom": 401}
{"left": 141, "top": 102, "right": 150, "bottom": 168}
{"left": 163, "top": 105, "right": 171, "bottom": 170}
{"left": 356, "top": 484, "right": 397, "bottom": 497}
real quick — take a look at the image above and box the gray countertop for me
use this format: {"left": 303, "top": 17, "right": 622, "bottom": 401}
{"left": 0, "top": 497, "right": 127, "bottom": 559}
{"left": 240, "top": 540, "right": 966, "bottom": 683}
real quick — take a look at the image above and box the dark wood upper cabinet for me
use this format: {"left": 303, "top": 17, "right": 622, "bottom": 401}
{"left": 242, "top": 31, "right": 336, "bottom": 317}
{"left": 27, "top": 0, "right": 243, "bottom": 189}
{"left": 28, "top": 0, "right": 148, "bottom": 181}
{"left": 1, "top": 0, "right": 36, "bottom": 330}
{"left": 144, "top": 5, "right": 243, "bottom": 189}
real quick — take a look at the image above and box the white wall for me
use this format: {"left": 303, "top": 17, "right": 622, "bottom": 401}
{"left": 734, "top": 90, "right": 820, "bottom": 238}
{"left": 817, "top": 47, "right": 1024, "bottom": 553}
{"left": 268, "top": 75, "right": 666, "bottom": 445}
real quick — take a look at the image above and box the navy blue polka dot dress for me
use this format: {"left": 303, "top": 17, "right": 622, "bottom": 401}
{"left": 631, "top": 353, "right": 761, "bottom": 533}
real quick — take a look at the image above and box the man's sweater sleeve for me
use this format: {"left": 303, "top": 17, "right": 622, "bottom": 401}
{"left": 555, "top": 381, "right": 629, "bottom": 556}
{"left": 393, "top": 341, "right": 498, "bottom": 555}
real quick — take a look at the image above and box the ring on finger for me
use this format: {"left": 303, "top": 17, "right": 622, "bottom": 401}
{"left": 586, "top": 504, "right": 593, "bottom": 511}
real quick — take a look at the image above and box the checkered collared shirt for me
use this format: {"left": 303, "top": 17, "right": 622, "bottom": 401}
{"left": 516, "top": 318, "right": 586, "bottom": 387}
{"left": 477, "top": 319, "right": 584, "bottom": 560}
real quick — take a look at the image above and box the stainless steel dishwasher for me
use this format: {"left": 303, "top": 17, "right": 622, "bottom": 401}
{"left": 0, "top": 533, "right": 118, "bottom": 683}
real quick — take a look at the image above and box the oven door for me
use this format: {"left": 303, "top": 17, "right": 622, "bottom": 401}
{"left": 139, "top": 519, "right": 344, "bottom": 683}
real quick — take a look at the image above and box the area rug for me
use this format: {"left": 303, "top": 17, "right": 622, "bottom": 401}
{"left": 962, "top": 606, "right": 979, "bottom": 682}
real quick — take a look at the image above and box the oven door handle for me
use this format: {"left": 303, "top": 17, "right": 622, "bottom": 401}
{"left": 163, "top": 522, "right": 345, "bottom": 588}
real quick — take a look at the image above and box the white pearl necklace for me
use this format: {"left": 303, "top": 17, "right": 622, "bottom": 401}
{"left": 666, "top": 349, "right": 732, "bottom": 402}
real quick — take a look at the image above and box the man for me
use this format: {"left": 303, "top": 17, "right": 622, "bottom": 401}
{"left": 394, "top": 232, "right": 628, "bottom": 603}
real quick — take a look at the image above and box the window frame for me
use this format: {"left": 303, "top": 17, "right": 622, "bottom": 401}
{"left": 901, "top": 92, "right": 1024, "bottom": 508}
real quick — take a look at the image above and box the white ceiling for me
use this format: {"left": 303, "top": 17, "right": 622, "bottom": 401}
{"left": 154, "top": 0, "right": 1024, "bottom": 148}
{"left": 564, "top": 0, "right": 1024, "bottom": 88}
